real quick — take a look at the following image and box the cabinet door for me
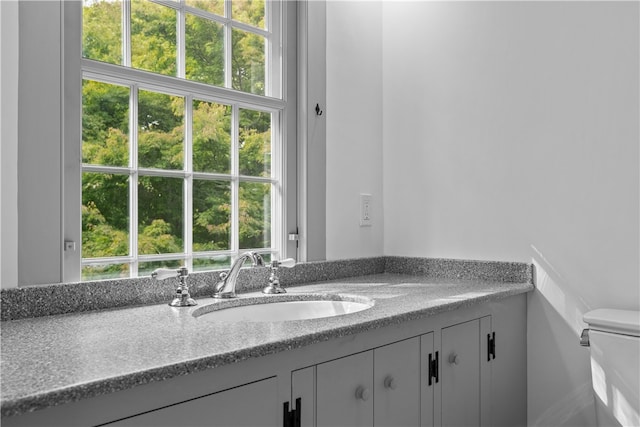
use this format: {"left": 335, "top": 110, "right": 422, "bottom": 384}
{"left": 441, "top": 319, "right": 481, "bottom": 427}
{"left": 105, "top": 377, "right": 279, "bottom": 427}
{"left": 479, "top": 316, "right": 492, "bottom": 427}
{"left": 373, "top": 337, "right": 420, "bottom": 427}
{"left": 420, "top": 332, "right": 435, "bottom": 427}
{"left": 317, "top": 351, "right": 374, "bottom": 427}
{"left": 292, "top": 366, "right": 315, "bottom": 427}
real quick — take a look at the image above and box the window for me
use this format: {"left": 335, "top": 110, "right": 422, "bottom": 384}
{"left": 80, "top": 0, "right": 287, "bottom": 280}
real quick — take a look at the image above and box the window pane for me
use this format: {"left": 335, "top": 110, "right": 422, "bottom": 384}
{"left": 239, "top": 181, "right": 270, "bottom": 249}
{"left": 232, "top": 0, "right": 266, "bottom": 29}
{"left": 138, "top": 90, "right": 184, "bottom": 170}
{"left": 193, "top": 180, "right": 231, "bottom": 251}
{"left": 139, "top": 259, "right": 183, "bottom": 277}
{"left": 82, "top": 172, "right": 129, "bottom": 258}
{"left": 192, "top": 100, "right": 231, "bottom": 173}
{"left": 239, "top": 109, "right": 271, "bottom": 177}
{"left": 82, "top": 0, "right": 122, "bottom": 65}
{"left": 82, "top": 80, "right": 130, "bottom": 166}
{"left": 131, "top": 0, "right": 177, "bottom": 77}
{"left": 186, "top": 0, "right": 224, "bottom": 17}
{"left": 82, "top": 263, "right": 130, "bottom": 281}
{"left": 138, "top": 176, "right": 184, "bottom": 255}
{"left": 193, "top": 255, "right": 231, "bottom": 272}
{"left": 185, "top": 14, "right": 225, "bottom": 87}
{"left": 232, "top": 29, "right": 265, "bottom": 95}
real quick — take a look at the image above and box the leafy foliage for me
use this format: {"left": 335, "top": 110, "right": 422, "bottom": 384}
{"left": 82, "top": 0, "right": 272, "bottom": 280}
{"left": 186, "top": 14, "right": 224, "bottom": 86}
{"left": 131, "top": 0, "right": 177, "bottom": 76}
{"left": 82, "top": 0, "right": 121, "bottom": 64}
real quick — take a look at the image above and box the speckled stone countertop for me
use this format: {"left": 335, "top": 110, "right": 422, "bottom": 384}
{"left": 1, "top": 266, "right": 534, "bottom": 418}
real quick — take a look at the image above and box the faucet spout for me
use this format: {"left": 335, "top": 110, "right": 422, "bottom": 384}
{"left": 213, "top": 251, "right": 264, "bottom": 298}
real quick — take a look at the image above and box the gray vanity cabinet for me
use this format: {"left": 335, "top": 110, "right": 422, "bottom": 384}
{"left": 2, "top": 293, "right": 527, "bottom": 427}
{"left": 289, "top": 316, "right": 497, "bottom": 427}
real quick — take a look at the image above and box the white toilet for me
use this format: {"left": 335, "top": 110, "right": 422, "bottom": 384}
{"left": 582, "top": 309, "right": 640, "bottom": 426}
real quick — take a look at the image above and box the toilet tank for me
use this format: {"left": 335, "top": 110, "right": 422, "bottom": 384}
{"left": 583, "top": 309, "right": 640, "bottom": 427}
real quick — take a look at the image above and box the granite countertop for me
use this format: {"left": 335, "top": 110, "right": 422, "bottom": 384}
{"left": 1, "top": 272, "right": 534, "bottom": 418}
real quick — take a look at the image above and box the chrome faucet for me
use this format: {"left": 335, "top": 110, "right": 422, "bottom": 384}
{"left": 213, "top": 251, "right": 265, "bottom": 298}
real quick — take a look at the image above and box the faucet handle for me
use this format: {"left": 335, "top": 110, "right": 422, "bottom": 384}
{"left": 262, "top": 258, "right": 296, "bottom": 294}
{"left": 152, "top": 267, "right": 184, "bottom": 281}
{"left": 152, "top": 267, "right": 196, "bottom": 307}
{"left": 272, "top": 258, "right": 295, "bottom": 268}
{"left": 252, "top": 252, "right": 265, "bottom": 267}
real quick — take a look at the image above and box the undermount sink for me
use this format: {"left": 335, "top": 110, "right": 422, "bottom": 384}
{"left": 193, "top": 295, "right": 374, "bottom": 322}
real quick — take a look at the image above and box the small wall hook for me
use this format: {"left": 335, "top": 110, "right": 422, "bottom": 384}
{"left": 315, "top": 103, "right": 323, "bottom": 116}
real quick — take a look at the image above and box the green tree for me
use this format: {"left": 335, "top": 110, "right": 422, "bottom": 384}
{"left": 82, "top": 0, "right": 272, "bottom": 279}
{"left": 232, "top": 0, "right": 265, "bottom": 28}
{"left": 82, "top": 80, "right": 129, "bottom": 166}
{"left": 193, "top": 100, "right": 231, "bottom": 173}
{"left": 239, "top": 108, "right": 271, "bottom": 176}
{"left": 186, "top": 14, "right": 224, "bottom": 86}
{"left": 82, "top": 0, "right": 122, "bottom": 65}
{"left": 138, "top": 90, "right": 185, "bottom": 170}
{"left": 131, "top": 0, "right": 177, "bottom": 76}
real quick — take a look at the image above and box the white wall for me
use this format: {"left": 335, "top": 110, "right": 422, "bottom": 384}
{"left": 17, "top": 1, "right": 64, "bottom": 286}
{"left": 325, "top": 0, "right": 384, "bottom": 260}
{"left": 382, "top": 2, "right": 639, "bottom": 426}
{"left": 0, "top": 2, "right": 64, "bottom": 288}
{"left": 1, "top": 1, "right": 20, "bottom": 289}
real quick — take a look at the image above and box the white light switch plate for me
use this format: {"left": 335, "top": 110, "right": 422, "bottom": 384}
{"left": 360, "top": 194, "right": 372, "bottom": 227}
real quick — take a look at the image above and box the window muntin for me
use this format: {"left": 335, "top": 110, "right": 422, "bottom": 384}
{"left": 186, "top": 0, "right": 224, "bottom": 17}
{"left": 81, "top": 0, "right": 283, "bottom": 280}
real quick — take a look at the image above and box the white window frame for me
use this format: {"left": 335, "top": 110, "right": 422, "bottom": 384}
{"left": 62, "top": 0, "right": 294, "bottom": 281}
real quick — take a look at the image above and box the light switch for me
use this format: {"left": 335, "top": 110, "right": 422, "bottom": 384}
{"left": 360, "top": 194, "right": 372, "bottom": 227}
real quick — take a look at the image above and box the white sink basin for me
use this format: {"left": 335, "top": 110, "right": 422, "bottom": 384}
{"left": 193, "top": 296, "right": 373, "bottom": 322}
